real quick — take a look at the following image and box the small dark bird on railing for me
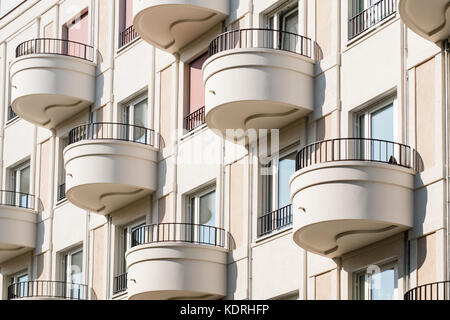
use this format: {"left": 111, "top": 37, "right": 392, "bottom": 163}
{"left": 388, "top": 156, "right": 398, "bottom": 165}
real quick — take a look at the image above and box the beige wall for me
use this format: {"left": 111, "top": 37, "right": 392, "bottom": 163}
{"left": 229, "top": 159, "right": 246, "bottom": 249}
{"left": 35, "top": 252, "right": 49, "bottom": 280}
{"left": 315, "top": 0, "right": 333, "bottom": 58}
{"left": 316, "top": 114, "right": 332, "bottom": 141}
{"left": 158, "top": 194, "right": 172, "bottom": 224}
{"left": 92, "top": 225, "right": 106, "bottom": 300}
{"left": 43, "top": 22, "right": 53, "bottom": 38}
{"left": 417, "top": 232, "right": 436, "bottom": 286}
{"left": 415, "top": 58, "right": 435, "bottom": 170}
{"left": 39, "top": 139, "right": 51, "bottom": 211}
{"left": 97, "top": 0, "right": 111, "bottom": 64}
{"left": 159, "top": 66, "right": 173, "bottom": 148}
{"left": 314, "top": 269, "right": 334, "bottom": 300}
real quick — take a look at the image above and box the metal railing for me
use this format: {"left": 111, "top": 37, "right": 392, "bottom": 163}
{"left": 113, "top": 273, "right": 128, "bottom": 295}
{"left": 185, "top": 107, "right": 205, "bottom": 132}
{"left": 348, "top": 0, "right": 397, "bottom": 40}
{"left": 57, "top": 183, "right": 66, "bottom": 202}
{"left": 16, "top": 38, "right": 94, "bottom": 61}
{"left": 119, "top": 25, "right": 139, "bottom": 48}
{"left": 296, "top": 138, "right": 421, "bottom": 172}
{"left": 7, "top": 105, "right": 18, "bottom": 122}
{"left": 131, "top": 223, "right": 229, "bottom": 249}
{"left": 258, "top": 204, "right": 292, "bottom": 237}
{"left": 208, "top": 28, "right": 322, "bottom": 61}
{"left": 8, "top": 281, "right": 91, "bottom": 300}
{"left": 68, "top": 122, "right": 158, "bottom": 148}
{"left": 0, "top": 190, "right": 42, "bottom": 211}
{"left": 404, "top": 281, "right": 450, "bottom": 300}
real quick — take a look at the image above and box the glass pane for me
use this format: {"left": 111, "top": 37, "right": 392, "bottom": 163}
{"left": 121, "top": 106, "right": 130, "bottom": 140}
{"left": 282, "top": 9, "right": 298, "bottom": 52}
{"left": 199, "top": 191, "right": 216, "bottom": 245}
{"left": 17, "top": 274, "right": 29, "bottom": 298}
{"left": 370, "top": 104, "right": 394, "bottom": 162}
{"left": 133, "top": 99, "right": 148, "bottom": 143}
{"left": 71, "top": 251, "right": 83, "bottom": 299}
{"left": 261, "top": 162, "right": 273, "bottom": 214}
{"left": 19, "top": 166, "right": 30, "bottom": 207}
{"left": 278, "top": 154, "right": 296, "bottom": 209}
{"left": 370, "top": 267, "right": 397, "bottom": 300}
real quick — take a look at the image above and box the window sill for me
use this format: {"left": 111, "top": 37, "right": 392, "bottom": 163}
{"left": 180, "top": 123, "right": 208, "bottom": 141}
{"left": 5, "top": 116, "right": 20, "bottom": 127}
{"left": 116, "top": 37, "right": 141, "bottom": 55}
{"left": 346, "top": 13, "right": 398, "bottom": 49}
{"left": 254, "top": 225, "right": 293, "bottom": 245}
{"left": 55, "top": 197, "right": 68, "bottom": 209}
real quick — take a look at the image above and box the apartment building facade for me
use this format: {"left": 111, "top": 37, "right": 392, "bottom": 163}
{"left": 0, "top": 0, "right": 448, "bottom": 300}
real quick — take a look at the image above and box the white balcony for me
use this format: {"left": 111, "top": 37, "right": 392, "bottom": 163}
{"left": 126, "top": 223, "right": 229, "bottom": 300}
{"left": 399, "top": 0, "right": 450, "bottom": 43}
{"left": 63, "top": 123, "right": 158, "bottom": 215}
{"left": 0, "top": 191, "right": 39, "bottom": 263}
{"left": 133, "top": 0, "right": 229, "bottom": 53}
{"left": 10, "top": 39, "right": 96, "bottom": 129}
{"left": 203, "top": 29, "right": 319, "bottom": 137}
{"left": 290, "top": 138, "right": 418, "bottom": 258}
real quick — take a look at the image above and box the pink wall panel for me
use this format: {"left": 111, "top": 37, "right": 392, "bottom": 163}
{"left": 189, "top": 52, "right": 208, "bottom": 114}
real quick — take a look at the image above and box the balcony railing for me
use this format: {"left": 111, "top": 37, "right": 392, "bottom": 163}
{"left": 348, "top": 0, "right": 397, "bottom": 40}
{"left": 258, "top": 204, "right": 292, "bottom": 237}
{"left": 16, "top": 38, "right": 95, "bottom": 62}
{"left": 296, "top": 138, "right": 421, "bottom": 172}
{"left": 57, "top": 183, "right": 66, "bottom": 202}
{"left": 404, "top": 281, "right": 450, "bottom": 300}
{"left": 7, "top": 105, "right": 18, "bottom": 122}
{"left": 0, "top": 190, "right": 42, "bottom": 211}
{"left": 113, "top": 273, "right": 128, "bottom": 295}
{"left": 68, "top": 122, "right": 159, "bottom": 148}
{"left": 184, "top": 107, "right": 205, "bottom": 132}
{"left": 119, "top": 25, "right": 139, "bottom": 48}
{"left": 208, "top": 28, "right": 321, "bottom": 61}
{"left": 8, "top": 281, "right": 91, "bottom": 300}
{"left": 131, "top": 223, "right": 229, "bottom": 249}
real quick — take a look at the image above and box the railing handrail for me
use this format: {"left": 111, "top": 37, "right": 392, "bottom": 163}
{"left": 348, "top": 0, "right": 397, "bottom": 39}
{"left": 404, "top": 281, "right": 450, "bottom": 300}
{"left": 184, "top": 106, "right": 206, "bottom": 132}
{"left": 296, "top": 137, "right": 421, "bottom": 172}
{"left": 119, "top": 25, "right": 139, "bottom": 48}
{"left": 258, "top": 204, "right": 293, "bottom": 237}
{"left": 208, "top": 28, "right": 321, "bottom": 61}
{"left": 131, "top": 222, "right": 229, "bottom": 249}
{"left": 113, "top": 272, "right": 128, "bottom": 295}
{"left": 7, "top": 280, "right": 91, "bottom": 300}
{"left": 16, "top": 38, "right": 94, "bottom": 61}
{"left": 67, "top": 122, "right": 159, "bottom": 148}
{"left": 0, "top": 189, "right": 42, "bottom": 211}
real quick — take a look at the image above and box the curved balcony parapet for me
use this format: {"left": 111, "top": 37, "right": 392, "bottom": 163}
{"left": 8, "top": 281, "right": 93, "bottom": 300}
{"left": 208, "top": 28, "right": 322, "bottom": 61}
{"left": 16, "top": 38, "right": 94, "bottom": 61}
{"left": 296, "top": 138, "right": 422, "bottom": 173}
{"left": 404, "top": 281, "right": 450, "bottom": 300}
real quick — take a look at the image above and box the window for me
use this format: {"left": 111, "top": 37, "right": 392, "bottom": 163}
{"left": 8, "top": 272, "right": 29, "bottom": 298}
{"left": 116, "top": 222, "right": 145, "bottom": 279}
{"left": 354, "top": 261, "right": 398, "bottom": 300}
{"left": 7, "top": 105, "right": 18, "bottom": 122}
{"left": 259, "top": 150, "right": 296, "bottom": 236}
{"left": 357, "top": 98, "right": 396, "bottom": 162}
{"left": 119, "top": 0, "right": 137, "bottom": 48}
{"left": 187, "top": 187, "right": 217, "bottom": 245}
{"left": 121, "top": 96, "right": 149, "bottom": 143}
{"left": 265, "top": 2, "right": 299, "bottom": 52}
{"left": 57, "top": 137, "right": 68, "bottom": 202}
{"left": 61, "top": 248, "right": 83, "bottom": 299}
{"left": 349, "top": 0, "right": 398, "bottom": 40}
{"left": 185, "top": 53, "right": 208, "bottom": 132}
{"left": 62, "top": 9, "right": 89, "bottom": 58}
{"left": 10, "top": 162, "right": 31, "bottom": 208}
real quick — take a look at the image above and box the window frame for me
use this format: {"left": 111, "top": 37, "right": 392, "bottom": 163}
{"left": 116, "top": 219, "right": 146, "bottom": 277}
{"left": 186, "top": 185, "right": 217, "bottom": 227}
{"left": 353, "top": 260, "right": 399, "bottom": 300}
{"left": 260, "top": 147, "right": 297, "bottom": 215}
{"left": 57, "top": 136, "right": 69, "bottom": 203}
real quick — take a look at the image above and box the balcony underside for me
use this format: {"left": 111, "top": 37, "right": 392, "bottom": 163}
{"left": 399, "top": 0, "right": 450, "bottom": 43}
{"left": 126, "top": 242, "right": 228, "bottom": 300}
{"left": 203, "top": 48, "right": 314, "bottom": 137}
{"left": 64, "top": 140, "right": 158, "bottom": 215}
{"left": 133, "top": 0, "right": 229, "bottom": 53}
{"left": 10, "top": 54, "right": 96, "bottom": 129}
{"left": 0, "top": 206, "right": 37, "bottom": 263}
{"left": 290, "top": 161, "right": 415, "bottom": 258}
